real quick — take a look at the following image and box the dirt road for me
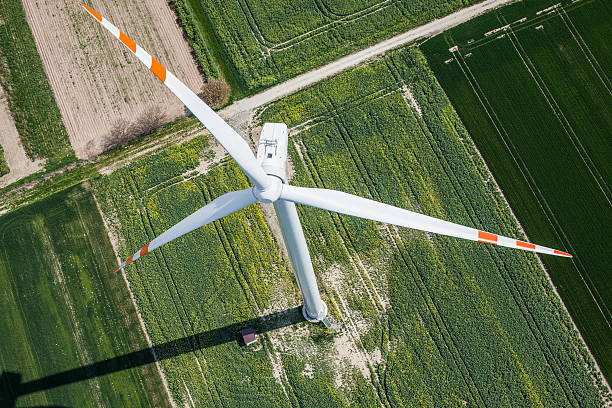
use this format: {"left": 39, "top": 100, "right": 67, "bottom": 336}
{"left": 220, "top": 0, "right": 512, "bottom": 121}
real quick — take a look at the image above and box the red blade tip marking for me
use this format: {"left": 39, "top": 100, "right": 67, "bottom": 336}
{"left": 554, "top": 250, "right": 572, "bottom": 258}
{"left": 140, "top": 243, "right": 150, "bottom": 257}
{"left": 82, "top": 5, "right": 102, "bottom": 22}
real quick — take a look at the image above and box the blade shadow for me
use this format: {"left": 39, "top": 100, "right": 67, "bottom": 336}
{"left": 1, "top": 307, "right": 304, "bottom": 407}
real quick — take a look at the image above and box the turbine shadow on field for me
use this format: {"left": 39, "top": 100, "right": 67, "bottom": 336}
{"left": 0, "top": 307, "right": 304, "bottom": 407}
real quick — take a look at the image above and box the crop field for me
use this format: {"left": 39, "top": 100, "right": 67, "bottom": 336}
{"left": 421, "top": 0, "right": 612, "bottom": 381}
{"left": 0, "top": 0, "right": 75, "bottom": 171}
{"left": 95, "top": 47, "right": 608, "bottom": 406}
{"left": 20, "top": 0, "right": 204, "bottom": 159}
{"left": 0, "top": 185, "right": 169, "bottom": 407}
{"left": 186, "top": 0, "right": 481, "bottom": 95}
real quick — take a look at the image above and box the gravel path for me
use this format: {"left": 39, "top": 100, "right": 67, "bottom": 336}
{"left": 220, "top": 0, "right": 513, "bottom": 121}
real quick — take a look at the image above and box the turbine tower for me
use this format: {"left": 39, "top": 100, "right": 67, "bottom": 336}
{"left": 83, "top": 5, "right": 572, "bottom": 326}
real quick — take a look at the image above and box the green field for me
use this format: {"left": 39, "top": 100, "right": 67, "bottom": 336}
{"left": 421, "top": 0, "right": 612, "bottom": 381}
{"left": 95, "top": 46, "right": 608, "bottom": 406}
{"left": 182, "top": 0, "right": 480, "bottom": 96}
{"left": 0, "top": 185, "right": 169, "bottom": 407}
{"left": 0, "top": 0, "right": 75, "bottom": 170}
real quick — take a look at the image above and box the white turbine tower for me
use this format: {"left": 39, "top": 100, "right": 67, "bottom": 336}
{"left": 83, "top": 5, "right": 572, "bottom": 326}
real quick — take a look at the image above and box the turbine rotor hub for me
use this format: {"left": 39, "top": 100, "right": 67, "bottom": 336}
{"left": 253, "top": 176, "right": 283, "bottom": 203}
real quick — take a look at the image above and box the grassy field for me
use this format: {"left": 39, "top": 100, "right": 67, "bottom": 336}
{"left": 421, "top": 0, "right": 612, "bottom": 381}
{"left": 180, "top": 0, "right": 480, "bottom": 96}
{"left": 0, "top": 0, "right": 75, "bottom": 170}
{"left": 95, "top": 46, "right": 608, "bottom": 406}
{"left": 0, "top": 185, "right": 169, "bottom": 407}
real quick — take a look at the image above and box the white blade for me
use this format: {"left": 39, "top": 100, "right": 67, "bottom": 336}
{"left": 82, "top": 5, "right": 271, "bottom": 191}
{"left": 280, "top": 185, "right": 572, "bottom": 258}
{"left": 115, "top": 188, "right": 256, "bottom": 271}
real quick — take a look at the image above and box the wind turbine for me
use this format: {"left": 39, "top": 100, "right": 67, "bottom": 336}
{"left": 83, "top": 5, "right": 572, "bottom": 326}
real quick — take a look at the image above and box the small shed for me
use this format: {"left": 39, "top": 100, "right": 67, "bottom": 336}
{"left": 240, "top": 328, "right": 258, "bottom": 346}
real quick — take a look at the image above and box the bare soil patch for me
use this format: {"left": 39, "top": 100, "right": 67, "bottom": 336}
{"left": 0, "top": 85, "right": 43, "bottom": 187}
{"left": 22, "top": 0, "right": 204, "bottom": 159}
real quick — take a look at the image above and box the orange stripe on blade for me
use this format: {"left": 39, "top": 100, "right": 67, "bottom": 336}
{"left": 478, "top": 230, "right": 498, "bottom": 244}
{"left": 140, "top": 243, "right": 150, "bottom": 257}
{"left": 516, "top": 240, "right": 535, "bottom": 250}
{"left": 150, "top": 58, "right": 166, "bottom": 82}
{"left": 82, "top": 5, "right": 102, "bottom": 22}
{"left": 125, "top": 255, "right": 134, "bottom": 265}
{"left": 554, "top": 249, "right": 572, "bottom": 258}
{"left": 119, "top": 31, "right": 136, "bottom": 53}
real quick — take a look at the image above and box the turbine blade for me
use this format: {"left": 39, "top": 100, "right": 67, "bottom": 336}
{"left": 81, "top": 5, "right": 271, "bottom": 191}
{"left": 115, "top": 188, "right": 256, "bottom": 272}
{"left": 280, "top": 185, "right": 572, "bottom": 258}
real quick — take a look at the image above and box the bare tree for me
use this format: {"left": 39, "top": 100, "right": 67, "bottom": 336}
{"left": 101, "top": 118, "right": 133, "bottom": 153}
{"left": 131, "top": 106, "right": 166, "bottom": 136}
{"left": 100, "top": 106, "right": 166, "bottom": 153}
{"left": 198, "top": 79, "right": 230, "bottom": 109}
{"left": 84, "top": 139, "right": 99, "bottom": 158}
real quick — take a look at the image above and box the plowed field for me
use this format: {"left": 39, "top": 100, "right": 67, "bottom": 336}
{"left": 22, "top": 0, "right": 204, "bottom": 158}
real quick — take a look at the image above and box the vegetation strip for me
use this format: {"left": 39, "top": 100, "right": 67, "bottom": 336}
{"left": 0, "top": 0, "right": 74, "bottom": 170}
{"left": 0, "top": 146, "right": 9, "bottom": 177}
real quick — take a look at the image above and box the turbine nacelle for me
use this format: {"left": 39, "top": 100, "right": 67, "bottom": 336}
{"left": 256, "top": 122, "right": 289, "bottom": 183}
{"left": 252, "top": 122, "right": 289, "bottom": 203}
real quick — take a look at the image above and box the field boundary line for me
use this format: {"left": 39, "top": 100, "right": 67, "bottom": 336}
{"left": 92, "top": 192, "right": 176, "bottom": 406}
{"left": 504, "top": 26, "right": 612, "bottom": 319}
{"left": 558, "top": 6, "right": 612, "bottom": 94}
{"left": 452, "top": 48, "right": 612, "bottom": 329}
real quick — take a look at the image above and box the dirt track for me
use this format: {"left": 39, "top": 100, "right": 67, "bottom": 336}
{"left": 220, "top": 0, "right": 512, "bottom": 120}
{"left": 22, "top": 0, "right": 204, "bottom": 159}
{"left": 0, "top": 86, "right": 43, "bottom": 187}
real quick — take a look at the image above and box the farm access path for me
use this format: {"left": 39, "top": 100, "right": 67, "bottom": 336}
{"left": 219, "top": 0, "right": 513, "bottom": 132}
